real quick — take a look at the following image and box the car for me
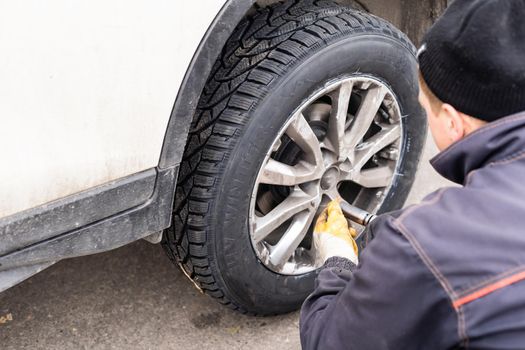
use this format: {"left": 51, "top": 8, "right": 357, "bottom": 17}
{"left": 0, "top": 0, "right": 445, "bottom": 315}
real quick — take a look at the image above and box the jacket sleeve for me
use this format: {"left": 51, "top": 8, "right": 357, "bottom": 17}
{"left": 300, "top": 215, "right": 460, "bottom": 350}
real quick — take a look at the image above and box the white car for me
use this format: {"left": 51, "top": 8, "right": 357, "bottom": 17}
{"left": 0, "top": 0, "right": 441, "bottom": 314}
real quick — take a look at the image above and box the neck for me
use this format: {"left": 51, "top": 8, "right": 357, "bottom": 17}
{"left": 431, "top": 112, "right": 525, "bottom": 184}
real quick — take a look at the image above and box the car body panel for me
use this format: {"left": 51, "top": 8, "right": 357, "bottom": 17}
{"left": 0, "top": 0, "right": 225, "bottom": 218}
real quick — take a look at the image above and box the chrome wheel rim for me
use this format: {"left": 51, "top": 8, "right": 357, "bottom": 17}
{"left": 249, "top": 75, "right": 403, "bottom": 275}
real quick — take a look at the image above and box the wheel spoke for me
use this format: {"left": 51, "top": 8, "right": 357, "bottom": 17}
{"left": 252, "top": 188, "right": 317, "bottom": 243}
{"left": 326, "top": 81, "right": 353, "bottom": 160}
{"left": 268, "top": 210, "right": 316, "bottom": 269}
{"left": 325, "top": 187, "right": 341, "bottom": 201}
{"left": 352, "top": 165, "right": 394, "bottom": 188}
{"left": 344, "top": 85, "right": 388, "bottom": 152}
{"left": 353, "top": 124, "right": 401, "bottom": 170}
{"left": 249, "top": 76, "right": 403, "bottom": 276}
{"left": 259, "top": 158, "right": 322, "bottom": 186}
{"left": 285, "top": 112, "right": 323, "bottom": 166}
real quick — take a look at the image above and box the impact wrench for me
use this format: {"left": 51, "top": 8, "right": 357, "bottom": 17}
{"left": 339, "top": 200, "right": 377, "bottom": 226}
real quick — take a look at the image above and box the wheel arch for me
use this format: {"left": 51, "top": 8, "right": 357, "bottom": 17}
{"left": 158, "top": 0, "right": 447, "bottom": 170}
{"left": 158, "top": 0, "right": 258, "bottom": 169}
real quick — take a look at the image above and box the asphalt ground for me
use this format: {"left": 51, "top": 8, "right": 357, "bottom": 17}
{"left": 0, "top": 134, "right": 452, "bottom": 349}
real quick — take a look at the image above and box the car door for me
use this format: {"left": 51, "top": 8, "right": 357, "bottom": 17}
{"left": 0, "top": 0, "right": 224, "bottom": 220}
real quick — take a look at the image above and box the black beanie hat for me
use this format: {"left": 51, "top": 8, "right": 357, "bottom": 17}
{"left": 418, "top": 0, "right": 525, "bottom": 121}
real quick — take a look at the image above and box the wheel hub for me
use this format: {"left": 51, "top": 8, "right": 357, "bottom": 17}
{"left": 320, "top": 167, "right": 340, "bottom": 191}
{"left": 249, "top": 75, "right": 403, "bottom": 275}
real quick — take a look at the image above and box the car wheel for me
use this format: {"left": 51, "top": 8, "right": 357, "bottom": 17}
{"left": 163, "top": 0, "right": 426, "bottom": 315}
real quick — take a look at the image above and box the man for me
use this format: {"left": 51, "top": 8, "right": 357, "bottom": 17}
{"left": 300, "top": 0, "right": 525, "bottom": 349}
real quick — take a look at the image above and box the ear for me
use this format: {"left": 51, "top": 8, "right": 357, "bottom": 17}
{"left": 439, "top": 103, "right": 466, "bottom": 143}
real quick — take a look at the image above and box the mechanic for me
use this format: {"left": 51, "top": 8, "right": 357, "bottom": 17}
{"left": 300, "top": 0, "right": 525, "bottom": 349}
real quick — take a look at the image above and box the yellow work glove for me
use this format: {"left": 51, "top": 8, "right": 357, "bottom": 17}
{"left": 314, "top": 199, "right": 359, "bottom": 265}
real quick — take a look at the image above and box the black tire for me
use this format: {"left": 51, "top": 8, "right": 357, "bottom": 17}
{"left": 163, "top": 0, "right": 426, "bottom": 315}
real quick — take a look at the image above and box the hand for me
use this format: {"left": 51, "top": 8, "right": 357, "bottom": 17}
{"left": 314, "top": 199, "right": 359, "bottom": 265}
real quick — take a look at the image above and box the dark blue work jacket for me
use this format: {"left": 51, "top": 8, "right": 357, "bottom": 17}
{"left": 301, "top": 112, "right": 525, "bottom": 349}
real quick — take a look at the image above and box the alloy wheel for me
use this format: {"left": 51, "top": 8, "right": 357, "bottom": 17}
{"left": 249, "top": 75, "right": 403, "bottom": 275}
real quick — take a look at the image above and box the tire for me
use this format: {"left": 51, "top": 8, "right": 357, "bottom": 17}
{"left": 163, "top": 0, "right": 426, "bottom": 315}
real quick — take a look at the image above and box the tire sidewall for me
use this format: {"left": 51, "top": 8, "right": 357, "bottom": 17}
{"left": 209, "top": 34, "right": 426, "bottom": 313}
